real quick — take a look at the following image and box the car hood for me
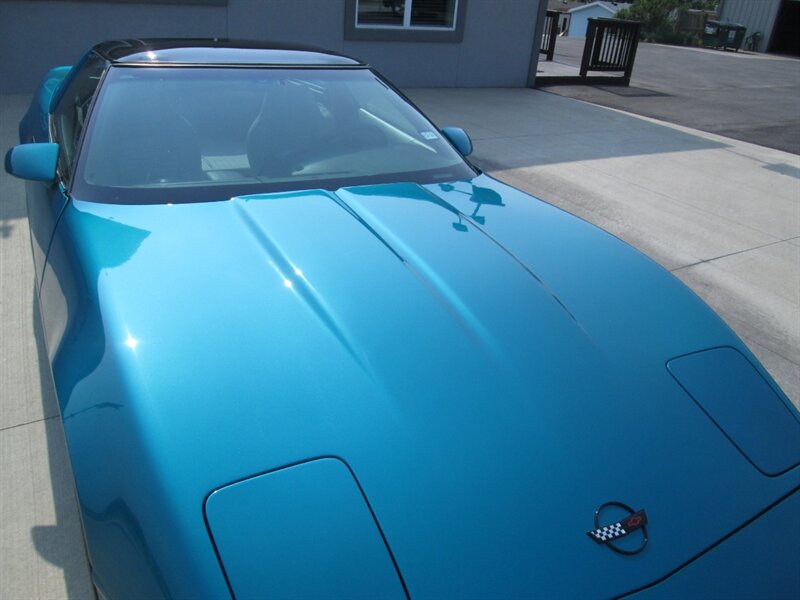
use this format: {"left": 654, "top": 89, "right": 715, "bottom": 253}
{"left": 49, "top": 174, "right": 799, "bottom": 598}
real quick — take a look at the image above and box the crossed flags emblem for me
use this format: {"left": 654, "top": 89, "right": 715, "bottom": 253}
{"left": 587, "top": 509, "right": 648, "bottom": 545}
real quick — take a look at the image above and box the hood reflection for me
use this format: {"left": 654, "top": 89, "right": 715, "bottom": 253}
{"left": 439, "top": 182, "right": 505, "bottom": 230}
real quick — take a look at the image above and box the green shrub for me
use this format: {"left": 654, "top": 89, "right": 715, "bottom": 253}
{"left": 615, "top": 0, "right": 717, "bottom": 46}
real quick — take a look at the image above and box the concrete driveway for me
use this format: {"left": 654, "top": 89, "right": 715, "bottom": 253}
{"left": 537, "top": 36, "right": 800, "bottom": 155}
{"left": 2, "top": 88, "right": 799, "bottom": 597}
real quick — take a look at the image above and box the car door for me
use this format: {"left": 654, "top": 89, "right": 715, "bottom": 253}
{"left": 27, "top": 53, "right": 106, "bottom": 290}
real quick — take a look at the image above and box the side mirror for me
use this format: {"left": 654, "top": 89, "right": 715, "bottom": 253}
{"left": 4, "top": 143, "right": 59, "bottom": 182}
{"left": 442, "top": 127, "right": 473, "bottom": 157}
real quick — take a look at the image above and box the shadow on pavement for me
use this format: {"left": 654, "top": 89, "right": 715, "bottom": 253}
{"left": 763, "top": 162, "right": 800, "bottom": 180}
{"left": 29, "top": 289, "right": 95, "bottom": 600}
{"left": 593, "top": 86, "right": 671, "bottom": 98}
{"left": 410, "top": 88, "right": 730, "bottom": 172}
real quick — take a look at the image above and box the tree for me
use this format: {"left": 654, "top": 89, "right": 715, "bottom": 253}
{"left": 615, "top": 0, "right": 718, "bottom": 45}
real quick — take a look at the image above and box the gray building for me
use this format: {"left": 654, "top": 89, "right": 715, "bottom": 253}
{"left": 718, "top": 0, "right": 800, "bottom": 55}
{"left": 0, "top": 0, "right": 548, "bottom": 94}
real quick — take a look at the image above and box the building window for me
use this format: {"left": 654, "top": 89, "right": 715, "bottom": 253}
{"left": 345, "top": 0, "right": 467, "bottom": 42}
{"left": 357, "top": 0, "right": 458, "bottom": 30}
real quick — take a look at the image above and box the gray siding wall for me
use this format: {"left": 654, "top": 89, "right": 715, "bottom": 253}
{"left": 0, "top": 0, "right": 228, "bottom": 93}
{"left": 719, "top": 0, "right": 781, "bottom": 51}
{"left": 347, "top": 0, "right": 542, "bottom": 87}
{"left": 0, "top": 0, "right": 543, "bottom": 93}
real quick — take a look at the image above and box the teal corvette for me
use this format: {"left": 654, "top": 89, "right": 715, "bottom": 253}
{"left": 6, "top": 40, "right": 799, "bottom": 599}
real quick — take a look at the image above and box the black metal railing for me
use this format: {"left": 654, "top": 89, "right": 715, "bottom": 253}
{"left": 580, "top": 18, "right": 641, "bottom": 84}
{"left": 540, "top": 10, "right": 559, "bottom": 62}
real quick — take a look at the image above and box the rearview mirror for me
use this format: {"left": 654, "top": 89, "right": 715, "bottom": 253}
{"left": 442, "top": 127, "right": 473, "bottom": 157}
{"left": 4, "top": 143, "right": 59, "bottom": 182}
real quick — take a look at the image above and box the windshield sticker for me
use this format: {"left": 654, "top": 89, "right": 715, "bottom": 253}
{"left": 420, "top": 131, "right": 439, "bottom": 140}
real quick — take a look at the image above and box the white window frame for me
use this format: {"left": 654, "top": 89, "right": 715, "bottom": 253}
{"left": 355, "top": 0, "right": 460, "bottom": 32}
{"left": 344, "top": 0, "right": 467, "bottom": 43}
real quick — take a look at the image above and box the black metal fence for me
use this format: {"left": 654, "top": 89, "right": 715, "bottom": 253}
{"left": 540, "top": 10, "right": 559, "bottom": 62}
{"left": 580, "top": 18, "right": 641, "bottom": 85}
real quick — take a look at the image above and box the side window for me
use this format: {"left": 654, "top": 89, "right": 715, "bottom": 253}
{"left": 51, "top": 54, "right": 106, "bottom": 183}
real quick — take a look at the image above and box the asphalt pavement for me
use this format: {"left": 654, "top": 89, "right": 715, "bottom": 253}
{"left": 537, "top": 37, "right": 800, "bottom": 155}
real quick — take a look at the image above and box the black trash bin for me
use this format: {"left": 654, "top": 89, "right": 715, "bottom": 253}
{"left": 703, "top": 20, "right": 747, "bottom": 51}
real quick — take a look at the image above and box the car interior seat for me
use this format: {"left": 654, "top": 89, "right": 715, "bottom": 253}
{"left": 246, "top": 81, "right": 334, "bottom": 179}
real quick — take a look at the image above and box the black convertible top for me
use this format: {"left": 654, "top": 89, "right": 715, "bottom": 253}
{"left": 92, "top": 39, "right": 364, "bottom": 67}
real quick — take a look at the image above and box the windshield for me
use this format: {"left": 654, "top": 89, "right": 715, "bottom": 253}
{"left": 73, "top": 66, "right": 475, "bottom": 204}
